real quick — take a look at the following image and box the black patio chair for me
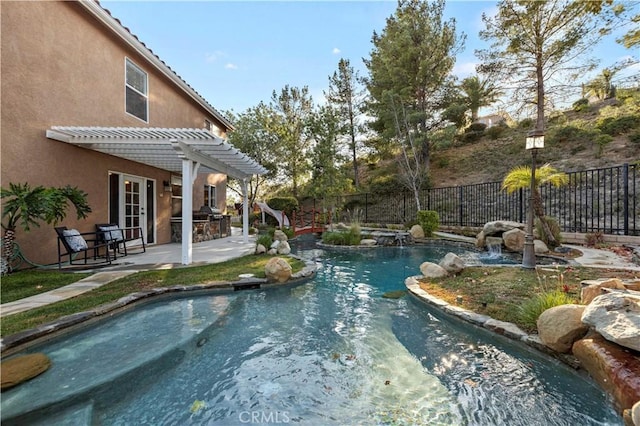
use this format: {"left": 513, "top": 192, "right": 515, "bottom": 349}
{"left": 95, "top": 223, "right": 146, "bottom": 259}
{"left": 55, "top": 226, "right": 112, "bottom": 269}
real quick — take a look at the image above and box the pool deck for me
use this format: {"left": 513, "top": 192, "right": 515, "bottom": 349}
{"left": 2, "top": 231, "right": 638, "bottom": 318}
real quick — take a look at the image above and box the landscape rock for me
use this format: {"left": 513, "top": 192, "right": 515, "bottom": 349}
{"left": 1, "top": 353, "right": 51, "bottom": 390}
{"left": 264, "top": 257, "right": 292, "bottom": 283}
{"left": 632, "top": 400, "right": 640, "bottom": 426}
{"left": 581, "top": 278, "right": 627, "bottom": 304}
{"left": 482, "top": 220, "right": 524, "bottom": 236}
{"left": 439, "top": 252, "right": 465, "bottom": 274}
{"left": 273, "top": 229, "right": 288, "bottom": 242}
{"left": 255, "top": 244, "right": 266, "bottom": 254}
{"left": 360, "top": 239, "right": 377, "bottom": 247}
{"left": 537, "top": 304, "right": 588, "bottom": 353}
{"left": 582, "top": 292, "right": 640, "bottom": 352}
{"left": 409, "top": 224, "right": 425, "bottom": 239}
{"left": 419, "top": 262, "right": 448, "bottom": 278}
{"left": 534, "top": 239, "right": 549, "bottom": 254}
{"left": 475, "top": 230, "right": 486, "bottom": 249}
{"left": 270, "top": 240, "right": 280, "bottom": 250}
{"left": 573, "top": 333, "right": 640, "bottom": 412}
{"left": 503, "top": 228, "right": 526, "bottom": 252}
{"left": 267, "top": 248, "right": 277, "bottom": 255}
{"left": 276, "top": 241, "right": 291, "bottom": 255}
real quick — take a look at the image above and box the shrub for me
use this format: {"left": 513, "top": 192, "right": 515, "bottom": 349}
{"left": 535, "top": 216, "right": 562, "bottom": 247}
{"left": 518, "top": 291, "right": 576, "bottom": 330}
{"left": 595, "top": 133, "right": 613, "bottom": 158}
{"left": 321, "top": 226, "right": 361, "bottom": 246}
{"left": 548, "top": 125, "right": 598, "bottom": 145}
{"left": 267, "top": 197, "right": 299, "bottom": 216}
{"left": 572, "top": 98, "right": 589, "bottom": 112}
{"left": 256, "top": 234, "right": 273, "bottom": 250}
{"left": 629, "top": 130, "right": 640, "bottom": 144}
{"left": 585, "top": 231, "right": 605, "bottom": 247}
{"left": 417, "top": 210, "right": 439, "bottom": 237}
{"left": 597, "top": 115, "right": 640, "bottom": 136}
{"left": 486, "top": 125, "right": 506, "bottom": 140}
{"left": 518, "top": 118, "right": 533, "bottom": 129}
{"left": 467, "top": 122, "right": 487, "bottom": 132}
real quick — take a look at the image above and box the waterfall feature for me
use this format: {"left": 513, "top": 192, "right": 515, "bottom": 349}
{"left": 485, "top": 237, "right": 503, "bottom": 259}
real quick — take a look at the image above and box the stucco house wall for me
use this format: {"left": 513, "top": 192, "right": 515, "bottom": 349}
{"left": 1, "top": 1, "right": 232, "bottom": 265}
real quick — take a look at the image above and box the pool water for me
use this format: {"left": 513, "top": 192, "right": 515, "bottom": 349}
{"left": 1, "top": 241, "right": 619, "bottom": 425}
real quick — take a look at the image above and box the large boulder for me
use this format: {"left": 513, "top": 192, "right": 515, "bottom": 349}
{"left": 409, "top": 224, "right": 425, "bottom": 239}
{"left": 255, "top": 244, "right": 266, "bottom": 254}
{"left": 439, "top": 252, "right": 465, "bottom": 274}
{"left": 360, "top": 239, "right": 377, "bottom": 246}
{"left": 534, "top": 239, "right": 549, "bottom": 254}
{"left": 476, "top": 230, "right": 486, "bottom": 249}
{"left": 573, "top": 333, "right": 640, "bottom": 412}
{"left": 273, "top": 229, "right": 288, "bottom": 242}
{"left": 264, "top": 257, "right": 292, "bottom": 283}
{"left": 503, "top": 228, "right": 526, "bottom": 252}
{"left": 536, "top": 304, "right": 589, "bottom": 353}
{"left": 419, "top": 262, "right": 448, "bottom": 278}
{"left": 276, "top": 240, "right": 291, "bottom": 255}
{"left": 1, "top": 353, "right": 51, "bottom": 390}
{"left": 482, "top": 220, "right": 525, "bottom": 236}
{"left": 582, "top": 292, "right": 640, "bottom": 352}
{"left": 581, "top": 278, "right": 627, "bottom": 304}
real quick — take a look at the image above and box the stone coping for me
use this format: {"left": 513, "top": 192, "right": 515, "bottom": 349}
{"left": 405, "top": 275, "right": 580, "bottom": 368}
{"left": 0, "top": 256, "right": 317, "bottom": 356}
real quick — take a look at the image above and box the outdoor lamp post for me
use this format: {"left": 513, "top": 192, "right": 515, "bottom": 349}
{"left": 522, "top": 129, "right": 544, "bottom": 269}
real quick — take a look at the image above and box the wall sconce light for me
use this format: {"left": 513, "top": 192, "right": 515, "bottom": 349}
{"left": 163, "top": 180, "right": 172, "bottom": 192}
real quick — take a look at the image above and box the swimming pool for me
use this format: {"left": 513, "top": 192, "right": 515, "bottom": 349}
{"left": 1, "top": 241, "right": 619, "bottom": 425}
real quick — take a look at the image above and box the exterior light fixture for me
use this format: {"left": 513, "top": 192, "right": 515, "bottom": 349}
{"left": 522, "top": 129, "right": 544, "bottom": 269}
{"left": 163, "top": 180, "right": 172, "bottom": 192}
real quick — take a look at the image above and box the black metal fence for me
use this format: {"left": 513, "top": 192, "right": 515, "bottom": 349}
{"left": 307, "top": 163, "right": 639, "bottom": 236}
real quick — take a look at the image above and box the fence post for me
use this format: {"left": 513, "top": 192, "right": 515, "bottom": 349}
{"left": 623, "top": 163, "right": 629, "bottom": 235}
{"left": 458, "top": 186, "right": 463, "bottom": 227}
{"left": 519, "top": 187, "right": 524, "bottom": 224}
{"left": 365, "top": 193, "right": 369, "bottom": 223}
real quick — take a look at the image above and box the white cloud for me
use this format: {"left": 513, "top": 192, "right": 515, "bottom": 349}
{"left": 225, "top": 63, "right": 238, "bottom": 70}
{"left": 453, "top": 61, "right": 477, "bottom": 78}
{"left": 205, "top": 50, "right": 226, "bottom": 63}
{"left": 332, "top": 47, "right": 341, "bottom": 55}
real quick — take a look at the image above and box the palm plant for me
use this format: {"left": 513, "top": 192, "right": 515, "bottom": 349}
{"left": 1, "top": 182, "right": 92, "bottom": 270}
{"left": 502, "top": 164, "right": 568, "bottom": 248}
{"left": 460, "top": 76, "right": 503, "bottom": 122}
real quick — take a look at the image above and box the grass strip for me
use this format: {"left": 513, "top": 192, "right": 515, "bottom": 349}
{"left": 1, "top": 271, "right": 93, "bottom": 303}
{"left": 1, "top": 256, "right": 305, "bottom": 337}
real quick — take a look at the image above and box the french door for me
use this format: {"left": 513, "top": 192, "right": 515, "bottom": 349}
{"left": 109, "top": 173, "right": 155, "bottom": 245}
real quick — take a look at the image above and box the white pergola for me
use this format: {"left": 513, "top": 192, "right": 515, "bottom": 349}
{"left": 46, "top": 126, "right": 267, "bottom": 265}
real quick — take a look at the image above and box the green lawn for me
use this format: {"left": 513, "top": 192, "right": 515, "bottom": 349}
{"left": 1, "top": 270, "right": 92, "bottom": 303}
{"left": 1, "top": 255, "right": 306, "bottom": 337}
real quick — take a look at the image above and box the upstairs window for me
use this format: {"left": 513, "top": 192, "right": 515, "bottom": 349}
{"left": 125, "top": 58, "right": 148, "bottom": 122}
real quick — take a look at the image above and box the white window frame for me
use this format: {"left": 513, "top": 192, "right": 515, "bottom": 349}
{"left": 125, "top": 58, "right": 149, "bottom": 123}
{"left": 204, "top": 184, "right": 217, "bottom": 208}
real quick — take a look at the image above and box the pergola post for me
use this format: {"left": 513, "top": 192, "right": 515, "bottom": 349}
{"left": 242, "top": 178, "right": 249, "bottom": 243}
{"left": 181, "top": 158, "right": 199, "bottom": 265}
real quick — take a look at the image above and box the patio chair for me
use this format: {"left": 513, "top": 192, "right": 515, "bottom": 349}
{"left": 95, "top": 223, "right": 146, "bottom": 258}
{"left": 55, "top": 226, "right": 112, "bottom": 269}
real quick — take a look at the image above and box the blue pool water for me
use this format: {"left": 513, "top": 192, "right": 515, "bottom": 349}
{"left": 1, "top": 241, "right": 619, "bottom": 425}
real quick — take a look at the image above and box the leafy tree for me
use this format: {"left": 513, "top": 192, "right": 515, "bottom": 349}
{"left": 268, "top": 85, "right": 314, "bottom": 198}
{"left": 389, "top": 95, "right": 429, "bottom": 210}
{"left": 460, "top": 75, "right": 502, "bottom": 122}
{"left": 325, "top": 58, "right": 365, "bottom": 188}
{"left": 478, "top": 0, "right": 607, "bottom": 129}
{"left": 364, "top": 0, "right": 464, "bottom": 169}
{"left": 502, "top": 164, "right": 568, "bottom": 248}
{"left": 226, "top": 104, "right": 279, "bottom": 208}
{"left": 306, "top": 105, "right": 351, "bottom": 201}
{"left": 587, "top": 0, "right": 640, "bottom": 48}
{"left": 1, "top": 183, "right": 91, "bottom": 272}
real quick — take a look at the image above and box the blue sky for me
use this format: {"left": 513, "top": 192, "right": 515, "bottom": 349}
{"left": 102, "top": 1, "right": 638, "bottom": 115}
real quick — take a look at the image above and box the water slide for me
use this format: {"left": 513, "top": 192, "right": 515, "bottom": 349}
{"left": 256, "top": 202, "right": 290, "bottom": 228}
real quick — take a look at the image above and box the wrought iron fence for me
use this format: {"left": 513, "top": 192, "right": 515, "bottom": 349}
{"left": 306, "top": 163, "right": 638, "bottom": 236}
